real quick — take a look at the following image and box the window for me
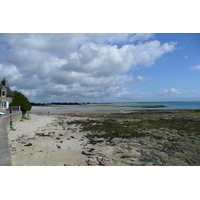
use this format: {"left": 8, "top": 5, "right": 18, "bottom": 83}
{"left": 2, "top": 91, "right": 6, "bottom": 96}
{"left": 2, "top": 102, "right": 6, "bottom": 109}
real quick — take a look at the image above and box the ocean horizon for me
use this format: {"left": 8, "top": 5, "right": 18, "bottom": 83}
{"left": 105, "top": 101, "right": 200, "bottom": 110}
{"left": 30, "top": 101, "right": 200, "bottom": 114}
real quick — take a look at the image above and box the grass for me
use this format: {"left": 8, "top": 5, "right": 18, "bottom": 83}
{"left": 20, "top": 116, "right": 30, "bottom": 121}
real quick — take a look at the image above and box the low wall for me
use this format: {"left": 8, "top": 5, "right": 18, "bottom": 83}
{"left": 4, "top": 112, "right": 22, "bottom": 132}
{"left": 0, "top": 111, "right": 22, "bottom": 166}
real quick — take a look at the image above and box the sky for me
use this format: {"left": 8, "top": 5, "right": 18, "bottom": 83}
{"left": 1, "top": 1, "right": 200, "bottom": 197}
{"left": 0, "top": 33, "right": 200, "bottom": 103}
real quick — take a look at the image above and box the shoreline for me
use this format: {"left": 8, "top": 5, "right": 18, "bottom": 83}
{"left": 30, "top": 102, "right": 200, "bottom": 115}
{"left": 8, "top": 109, "right": 200, "bottom": 166}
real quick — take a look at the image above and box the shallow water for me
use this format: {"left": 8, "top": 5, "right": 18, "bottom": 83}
{"left": 139, "top": 157, "right": 155, "bottom": 163}
{"left": 170, "top": 132, "right": 181, "bottom": 136}
{"left": 112, "top": 101, "right": 200, "bottom": 110}
{"left": 30, "top": 101, "right": 200, "bottom": 114}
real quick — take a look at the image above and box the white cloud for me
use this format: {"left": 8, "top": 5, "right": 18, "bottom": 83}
{"left": 63, "top": 40, "right": 176, "bottom": 76}
{"left": 164, "top": 88, "right": 181, "bottom": 94}
{"left": 0, "top": 63, "right": 22, "bottom": 84}
{"left": 127, "top": 89, "right": 200, "bottom": 102}
{"left": 0, "top": 33, "right": 177, "bottom": 102}
{"left": 137, "top": 76, "right": 146, "bottom": 82}
{"left": 190, "top": 65, "right": 200, "bottom": 71}
{"left": 161, "top": 88, "right": 200, "bottom": 100}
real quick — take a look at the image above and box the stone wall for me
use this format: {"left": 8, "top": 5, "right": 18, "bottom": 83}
{"left": 0, "top": 111, "right": 22, "bottom": 166}
{"left": 4, "top": 111, "right": 22, "bottom": 132}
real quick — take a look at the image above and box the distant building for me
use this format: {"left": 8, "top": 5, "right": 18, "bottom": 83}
{"left": 0, "top": 78, "right": 13, "bottom": 112}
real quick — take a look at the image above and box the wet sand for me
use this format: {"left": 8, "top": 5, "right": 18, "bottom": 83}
{"left": 29, "top": 104, "right": 165, "bottom": 115}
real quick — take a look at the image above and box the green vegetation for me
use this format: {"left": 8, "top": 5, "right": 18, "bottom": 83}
{"left": 67, "top": 109, "right": 200, "bottom": 141}
{"left": 145, "top": 118, "right": 200, "bottom": 133}
{"left": 10, "top": 91, "right": 32, "bottom": 115}
{"left": 20, "top": 117, "right": 30, "bottom": 122}
{"left": 65, "top": 110, "right": 200, "bottom": 165}
{"left": 30, "top": 102, "right": 91, "bottom": 106}
{"left": 68, "top": 119, "right": 145, "bottom": 142}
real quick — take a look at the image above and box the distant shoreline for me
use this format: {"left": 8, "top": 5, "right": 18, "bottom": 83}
{"left": 116, "top": 105, "right": 166, "bottom": 108}
{"left": 30, "top": 101, "right": 200, "bottom": 111}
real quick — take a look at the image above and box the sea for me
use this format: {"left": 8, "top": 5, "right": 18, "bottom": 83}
{"left": 108, "top": 101, "right": 200, "bottom": 110}
{"left": 30, "top": 101, "right": 200, "bottom": 114}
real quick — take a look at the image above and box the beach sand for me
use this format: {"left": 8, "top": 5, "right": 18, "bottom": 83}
{"left": 8, "top": 109, "right": 200, "bottom": 166}
{"left": 8, "top": 114, "right": 89, "bottom": 166}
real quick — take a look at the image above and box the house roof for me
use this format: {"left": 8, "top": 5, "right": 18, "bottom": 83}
{"left": 0, "top": 81, "right": 14, "bottom": 97}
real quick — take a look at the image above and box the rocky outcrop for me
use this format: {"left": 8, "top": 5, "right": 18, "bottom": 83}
{"left": 66, "top": 110, "right": 200, "bottom": 166}
{"left": 9, "top": 110, "right": 200, "bottom": 166}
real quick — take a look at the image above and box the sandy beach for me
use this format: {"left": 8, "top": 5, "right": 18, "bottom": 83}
{"left": 8, "top": 108, "right": 200, "bottom": 166}
{"left": 8, "top": 114, "right": 90, "bottom": 166}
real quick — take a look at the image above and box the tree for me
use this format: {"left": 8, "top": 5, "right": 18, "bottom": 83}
{"left": 10, "top": 91, "right": 32, "bottom": 115}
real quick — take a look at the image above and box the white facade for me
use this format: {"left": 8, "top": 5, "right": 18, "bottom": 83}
{"left": 0, "top": 78, "right": 13, "bottom": 112}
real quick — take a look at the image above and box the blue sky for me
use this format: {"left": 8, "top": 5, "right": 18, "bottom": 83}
{"left": 123, "top": 33, "right": 200, "bottom": 101}
{"left": 0, "top": 33, "right": 200, "bottom": 103}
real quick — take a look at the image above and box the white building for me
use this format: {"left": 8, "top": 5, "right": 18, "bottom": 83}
{"left": 0, "top": 78, "right": 13, "bottom": 112}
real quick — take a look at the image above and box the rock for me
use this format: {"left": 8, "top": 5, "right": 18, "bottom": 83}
{"left": 141, "top": 149, "right": 151, "bottom": 157}
{"left": 97, "top": 156, "right": 104, "bottom": 165}
{"left": 139, "top": 140, "right": 146, "bottom": 145}
{"left": 82, "top": 151, "right": 93, "bottom": 155}
{"left": 156, "top": 144, "right": 163, "bottom": 150}
{"left": 186, "top": 158, "right": 194, "bottom": 165}
{"left": 173, "top": 152, "right": 184, "bottom": 158}
{"left": 131, "top": 142, "right": 142, "bottom": 146}
{"left": 120, "top": 149, "right": 141, "bottom": 159}
{"left": 64, "top": 163, "right": 71, "bottom": 166}
{"left": 87, "top": 157, "right": 100, "bottom": 165}
{"left": 152, "top": 149, "right": 160, "bottom": 156}
{"left": 169, "top": 157, "right": 180, "bottom": 165}
{"left": 155, "top": 159, "right": 163, "bottom": 165}
{"left": 130, "top": 149, "right": 141, "bottom": 156}
{"left": 157, "top": 140, "right": 165, "bottom": 145}
{"left": 159, "top": 152, "right": 169, "bottom": 162}
{"left": 36, "top": 133, "right": 51, "bottom": 137}
{"left": 24, "top": 143, "right": 32, "bottom": 146}
{"left": 122, "top": 159, "right": 134, "bottom": 165}
{"left": 88, "top": 148, "right": 95, "bottom": 152}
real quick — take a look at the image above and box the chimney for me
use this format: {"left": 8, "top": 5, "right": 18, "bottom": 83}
{"left": 2, "top": 78, "right": 8, "bottom": 87}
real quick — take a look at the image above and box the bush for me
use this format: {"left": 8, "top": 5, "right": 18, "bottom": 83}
{"left": 10, "top": 91, "right": 32, "bottom": 115}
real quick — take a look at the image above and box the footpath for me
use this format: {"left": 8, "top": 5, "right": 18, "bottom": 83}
{"left": 0, "top": 116, "right": 12, "bottom": 166}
